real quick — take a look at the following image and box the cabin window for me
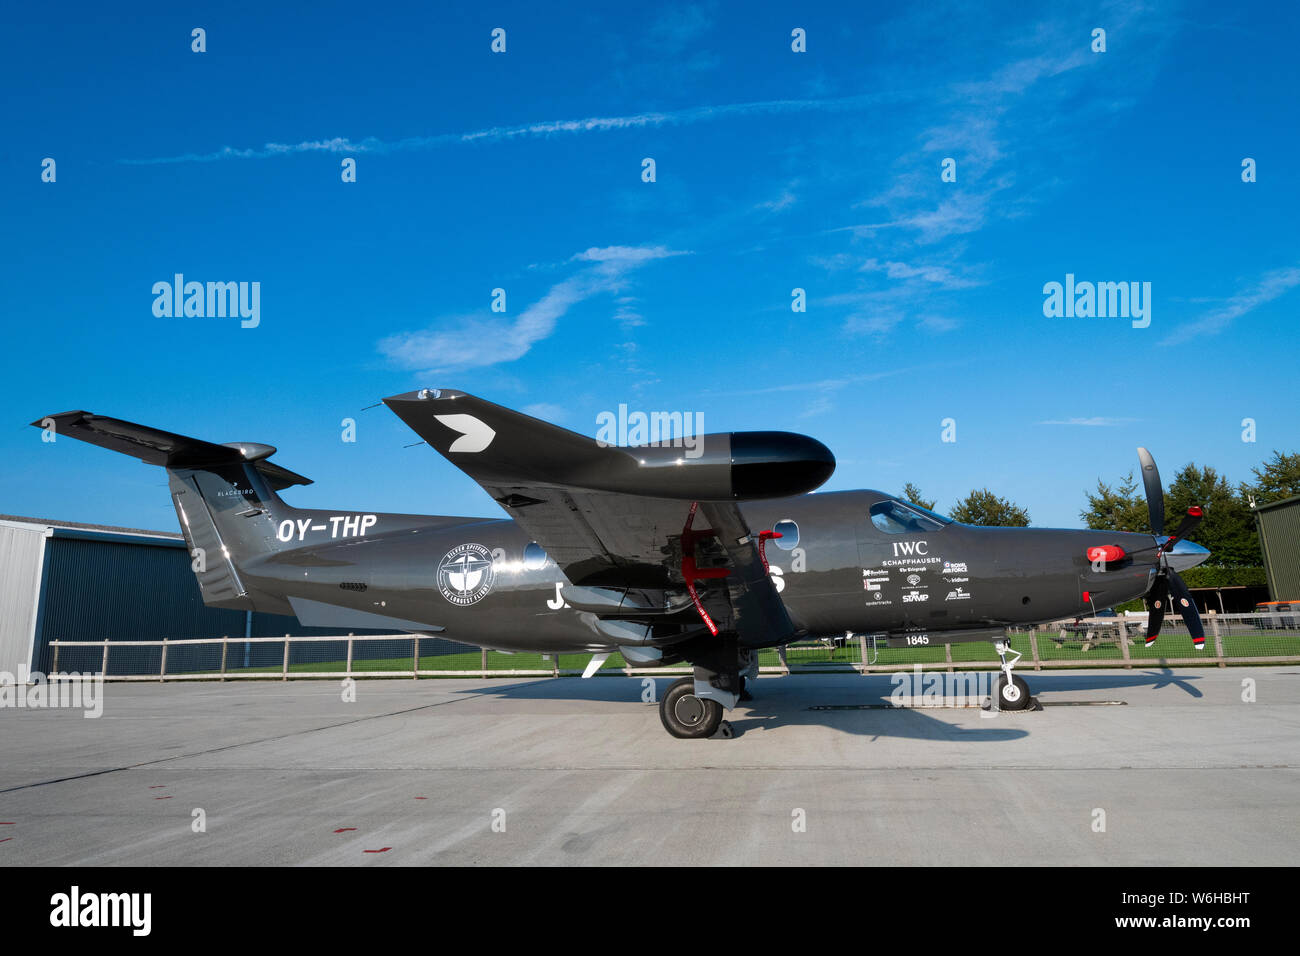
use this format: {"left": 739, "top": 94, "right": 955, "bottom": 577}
{"left": 523, "top": 541, "right": 549, "bottom": 570}
{"left": 772, "top": 519, "right": 799, "bottom": 550}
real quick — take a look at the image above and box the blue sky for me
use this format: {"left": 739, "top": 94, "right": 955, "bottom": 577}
{"left": 3, "top": 0, "right": 1297, "bottom": 532}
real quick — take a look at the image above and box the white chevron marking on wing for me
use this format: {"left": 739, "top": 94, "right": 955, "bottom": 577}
{"left": 434, "top": 414, "right": 496, "bottom": 453}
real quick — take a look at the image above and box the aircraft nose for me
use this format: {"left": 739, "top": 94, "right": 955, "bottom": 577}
{"left": 1161, "top": 537, "right": 1211, "bottom": 572}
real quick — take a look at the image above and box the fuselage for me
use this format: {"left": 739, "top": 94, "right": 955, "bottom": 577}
{"left": 237, "top": 490, "right": 1166, "bottom": 654}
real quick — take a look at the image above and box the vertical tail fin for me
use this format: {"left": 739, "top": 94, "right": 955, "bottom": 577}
{"left": 32, "top": 412, "right": 311, "bottom": 611}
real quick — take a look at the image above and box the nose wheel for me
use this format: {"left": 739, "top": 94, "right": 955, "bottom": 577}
{"left": 996, "top": 673, "right": 1031, "bottom": 709}
{"left": 992, "top": 639, "right": 1033, "bottom": 711}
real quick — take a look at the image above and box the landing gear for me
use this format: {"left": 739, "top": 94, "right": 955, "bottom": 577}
{"left": 996, "top": 673, "right": 1031, "bottom": 709}
{"left": 658, "top": 637, "right": 756, "bottom": 738}
{"left": 992, "top": 639, "right": 1033, "bottom": 711}
{"left": 660, "top": 677, "right": 724, "bottom": 738}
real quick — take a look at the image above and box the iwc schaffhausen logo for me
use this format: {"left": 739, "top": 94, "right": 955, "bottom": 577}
{"left": 437, "top": 543, "right": 496, "bottom": 606}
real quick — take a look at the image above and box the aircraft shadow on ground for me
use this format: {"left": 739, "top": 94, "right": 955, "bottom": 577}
{"left": 449, "top": 667, "right": 1210, "bottom": 739}
{"left": 449, "top": 676, "right": 1034, "bottom": 741}
{"left": 1007, "top": 668, "right": 1205, "bottom": 697}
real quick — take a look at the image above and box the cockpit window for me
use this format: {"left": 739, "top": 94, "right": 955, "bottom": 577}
{"left": 870, "top": 498, "right": 951, "bottom": 534}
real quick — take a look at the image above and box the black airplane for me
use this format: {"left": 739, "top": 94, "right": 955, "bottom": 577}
{"left": 34, "top": 390, "right": 1210, "bottom": 738}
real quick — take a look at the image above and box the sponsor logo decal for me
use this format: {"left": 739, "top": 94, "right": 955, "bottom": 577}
{"left": 883, "top": 556, "right": 941, "bottom": 568}
{"left": 902, "top": 590, "right": 929, "bottom": 603}
{"left": 437, "top": 543, "right": 496, "bottom": 605}
{"left": 945, "top": 587, "right": 972, "bottom": 601}
{"left": 943, "top": 561, "right": 968, "bottom": 573}
{"left": 906, "top": 573, "right": 922, "bottom": 586}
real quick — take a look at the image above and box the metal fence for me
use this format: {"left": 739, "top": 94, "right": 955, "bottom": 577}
{"left": 42, "top": 613, "right": 1300, "bottom": 681}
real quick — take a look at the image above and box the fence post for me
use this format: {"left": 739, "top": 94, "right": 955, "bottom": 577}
{"left": 220, "top": 636, "right": 228, "bottom": 681}
{"left": 346, "top": 634, "right": 354, "bottom": 677}
{"left": 52, "top": 641, "right": 60, "bottom": 674}
{"left": 101, "top": 639, "right": 110, "bottom": 678}
{"left": 944, "top": 642, "right": 953, "bottom": 674}
{"left": 413, "top": 637, "right": 420, "bottom": 678}
{"left": 859, "top": 634, "right": 869, "bottom": 674}
{"left": 1119, "top": 621, "right": 1132, "bottom": 669}
{"left": 1029, "top": 627, "right": 1042, "bottom": 671}
{"left": 282, "top": 634, "right": 290, "bottom": 681}
{"left": 1211, "top": 613, "right": 1225, "bottom": 667}
{"left": 552, "top": 653, "right": 559, "bottom": 678}
{"left": 160, "top": 637, "right": 168, "bottom": 682}
{"left": 778, "top": 643, "right": 789, "bottom": 675}
{"left": 481, "top": 647, "right": 488, "bottom": 677}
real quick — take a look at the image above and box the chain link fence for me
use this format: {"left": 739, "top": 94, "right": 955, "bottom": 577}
{"left": 42, "top": 612, "right": 1300, "bottom": 681}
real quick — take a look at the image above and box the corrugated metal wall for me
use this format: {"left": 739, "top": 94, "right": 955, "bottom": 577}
{"left": 31, "top": 534, "right": 406, "bottom": 676}
{"left": 34, "top": 536, "right": 247, "bottom": 673}
{"left": 1258, "top": 497, "right": 1300, "bottom": 601}
{"left": 0, "top": 523, "right": 46, "bottom": 674}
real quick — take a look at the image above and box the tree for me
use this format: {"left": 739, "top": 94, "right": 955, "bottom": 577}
{"left": 1164, "top": 463, "right": 1261, "bottom": 567}
{"left": 949, "top": 488, "right": 1030, "bottom": 526}
{"left": 1242, "top": 450, "right": 1300, "bottom": 507}
{"left": 900, "top": 482, "right": 936, "bottom": 511}
{"left": 1080, "top": 470, "right": 1150, "bottom": 533}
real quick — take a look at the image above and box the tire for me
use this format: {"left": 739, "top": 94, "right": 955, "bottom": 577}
{"left": 996, "top": 673, "right": 1032, "bottom": 711}
{"left": 659, "top": 677, "right": 724, "bottom": 738}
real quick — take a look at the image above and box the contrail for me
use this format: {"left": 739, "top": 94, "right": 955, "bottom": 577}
{"left": 119, "top": 90, "right": 912, "bottom": 165}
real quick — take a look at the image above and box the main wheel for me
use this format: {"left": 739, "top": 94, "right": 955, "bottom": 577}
{"left": 996, "top": 673, "right": 1032, "bottom": 711}
{"left": 659, "top": 677, "right": 724, "bottom": 738}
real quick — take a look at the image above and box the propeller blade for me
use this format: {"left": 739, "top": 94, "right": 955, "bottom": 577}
{"left": 1162, "top": 505, "right": 1204, "bottom": 552}
{"left": 1143, "top": 575, "right": 1168, "bottom": 646}
{"left": 1136, "top": 446, "right": 1164, "bottom": 536}
{"left": 1167, "top": 570, "right": 1206, "bottom": 648}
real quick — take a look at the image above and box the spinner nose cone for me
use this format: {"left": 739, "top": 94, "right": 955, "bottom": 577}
{"left": 1160, "top": 537, "right": 1211, "bottom": 572}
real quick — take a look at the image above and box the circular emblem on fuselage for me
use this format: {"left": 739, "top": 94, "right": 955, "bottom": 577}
{"left": 437, "top": 543, "right": 496, "bottom": 606}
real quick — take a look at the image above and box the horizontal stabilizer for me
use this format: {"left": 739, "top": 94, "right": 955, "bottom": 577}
{"left": 32, "top": 411, "right": 311, "bottom": 489}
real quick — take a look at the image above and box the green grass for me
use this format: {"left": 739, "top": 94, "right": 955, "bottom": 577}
{"left": 154, "top": 627, "right": 1300, "bottom": 678}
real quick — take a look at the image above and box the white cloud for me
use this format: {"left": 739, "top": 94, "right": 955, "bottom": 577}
{"left": 378, "top": 245, "right": 686, "bottom": 374}
{"left": 120, "top": 93, "right": 909, "bottom": 165}
{"left": 859, "top": 257, "right": 982, "bottom": 290}
{"left": 1162, "top": 266, "right": 1300, "bottom": 344}
{"left": 522, "top": 403, "right": 566, "bottom": 423}
{"left": 1037, "top": 417, "right": 1136, "bottom": 426}
{"left": 571, "top": 245, "right": 687, "bottom": 265}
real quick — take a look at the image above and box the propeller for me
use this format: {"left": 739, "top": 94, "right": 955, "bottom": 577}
{"left": 1135, "top": 447, "right": 1206, "bottom": 649}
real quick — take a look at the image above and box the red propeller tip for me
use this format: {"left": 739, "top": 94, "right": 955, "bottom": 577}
{"left": 1188, "top": 506, "right": 1203, "bottom": 517}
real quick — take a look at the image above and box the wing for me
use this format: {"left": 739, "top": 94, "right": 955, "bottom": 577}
{"left": 383, "top": 389, "right": 835, "bottom": 648}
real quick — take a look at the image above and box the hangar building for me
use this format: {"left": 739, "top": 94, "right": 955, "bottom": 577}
{"left": 0, "top": 514, "right": 409, "bottom": 678}
{"left": 1255, "top": 495, "right": 1300, "bottom": 602}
